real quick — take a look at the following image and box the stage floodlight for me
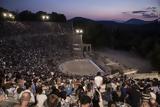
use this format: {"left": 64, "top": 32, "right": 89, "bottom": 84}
{"left": 80, "top": 29, "right": 83, "bottom": 33}
{"left": 3, "top": 13, "right": 7, "bottom": 17}
{"left": 8, "top": 13, "right": 13, "bottom": 17}
{"left": 11, "top": 16, "right": 15, "bottom": 19}
{"left": 76, "top": 29, "right": 80, "bottom": 33}
{"left": 42, "top": 15, "right": 45, "bottom": 20}
{"left": 46, "top": 16, "right": 49, "bottom": 20}
{"left": 75, "top": 29, "right": 83, "bottom": 34}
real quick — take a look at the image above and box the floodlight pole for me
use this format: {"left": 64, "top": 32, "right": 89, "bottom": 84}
{"left": 75, "top": 29, "right": 84, "bottom": 54}
{"left": 80, "top": 34, "right": 83, "bottom": 46}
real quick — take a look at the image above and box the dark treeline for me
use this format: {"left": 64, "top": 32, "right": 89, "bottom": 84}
{"left": 0, "top": 7, "right": 66, "bottom": 22}
{"left": 72, "top": 19, "right": 160, "bottom": 70}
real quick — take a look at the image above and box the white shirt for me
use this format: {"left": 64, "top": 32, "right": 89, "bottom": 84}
{"left": 94, "top": 76, "right": 103, "bottom": 88}
{"left": 19, "top": 89, "right": 35, "bottom": 103}
{"left": 151, "top": 86, "right": 160, "bottom": 94}
{"left": 61, "top": 97, "right": 71, "bottom": 107}
{"left": 36, "top": 94, "right": 47, "bottom": 107}
{"left": 111, "top": 82, "right": 117, "bottom": 91}
{"left": 100, "top": 84, "right": 106, "bottom": 93}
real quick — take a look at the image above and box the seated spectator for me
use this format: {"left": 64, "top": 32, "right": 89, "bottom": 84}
{"left": 105, "top": 87, "right": 112, "bottom": 102}
{"left": 14, "top": 92, "right": 31, "bottom": 107}
{"left": 108, "top": 101, "right": 117, "bottom": 107}
{"left": 141, "top": 88, "right": 151, "bottom": 102}
{"left": 64, "top": 82, "right": 73, "bottom": 96}
{"left": 86, "top": 83, "right": 94, "bottom": 98}
{"left": 0, "top": 82, "right": 5, "bottom": 102}
{"left": 92, "top": 88, "right": 100, "bottom": 107}
{"left": 36, "top": 87, "right": 47, "bottom": 107}
{"left": 76, "top": 85, "right": 85, "bottom": 100}
{"left": 129, "top": 85, "right": 141, "bottom": 107}
{"left": 0, "top": 93, "right": 5, "bottom": 103}
{"left": 140, "top": 101, "right": 150, "bottom": 107}
{"left": 51, "top": 86, "right": 60, "bottom": 97}
{"left": 151, "top": 80, "right": 160, "bottom": 94}
{"left": 19, "top": 82, "right": 35, "bottom": 103}
{"left": 14, "top": 87, "right": 24, "bottom": 100}
{"left": 80, "top": 95, "right": 91, "bottom": 107}
{"left": 44, "top": 94, "right": 60, "bottom": 107}
{"left": 94, "top": 72, "right": 103, "bottom": 89}
{"left": 60, "top": 91, "right": 71, "bottom": 107}
{"left": 149, "top": 91, "right": 158, "bottom": 107}
{"left": 112, "top": 86, "right": 121, "bottom": 102}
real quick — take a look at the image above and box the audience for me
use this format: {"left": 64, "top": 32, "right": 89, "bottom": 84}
{"left": 14, "top": 92, "right": 31, "bottom": 107}
{"left": 36, "top": 87, "right": 47, "bottom": 107}
{"left": 0, "top": 29, "right": 159, "bottom": 107}
{"left": 80, "top": 95, "right": 91, "bottom": 107}
{"left": 19, "top": 82, "right": 35, "bottom": 103}
{"left": 94, "top": 72, "right": 103, "bottom": 89}
{"left": 44, "top": 94, "right": 60, "bottom": 107}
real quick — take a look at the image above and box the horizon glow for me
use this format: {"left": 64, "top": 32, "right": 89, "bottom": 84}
{"left": 0, "top": 0, "right": 159, "bottom": 21}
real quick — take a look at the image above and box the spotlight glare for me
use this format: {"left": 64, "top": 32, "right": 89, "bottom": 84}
{"left": 9, "top": 13, "right": 13, "bottom": 17}
{"left": 75, "top": 29, "right": 83, "bottom": 34}
{"left": 42, "top": 15, "right": 45, "bottom": 20}
{"left": 80, "top": 29, "right": 83, "bottom": 33}
{"left": 76, "top": 29, "right": 80, "bottom": 33}
{"left": 3, "top": 13, "right": 7, "bottom": 17}
{"left": 12, "top": 16, "right": 15, "bottom": 19}
{"left": 46, "top": 16, "right": 49, "bottom": 20}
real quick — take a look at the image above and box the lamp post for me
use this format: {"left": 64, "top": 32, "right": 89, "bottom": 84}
{"left": 75, "top": 29, "right": 83, "bottom": 44}
{"left": 2, "top": 12, "right": 15, "bottom": 20}
{"left": 75, "top": 29, "right": 84, "bottom": 53}
{"left": 3, "top": 13, "right": 7, "bottom": 17}
{"left": 41, "top": 15, "right": 50, "bottom": 21}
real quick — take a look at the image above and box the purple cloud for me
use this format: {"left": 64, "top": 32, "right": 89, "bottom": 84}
{"left": 146, "top": 7, "right": 157, "bottom": 10}
{"left": 122, "top": 12, "right": 129, "bottom": 14}
{"left": 152, "top": 9, "right": 157, "bottom": 12}
{"left": 132, "top": 11, "right": 147, "bottom": 14}
{"left": 142, "top": 13, "right": 158, "bottom": 18}
{"left": 122, "top": 6, "right": 158, "bottom": 19}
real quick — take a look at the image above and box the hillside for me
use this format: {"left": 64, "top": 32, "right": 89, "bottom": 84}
{"left": 69, "top": 17, "right": 156, "bottom": 25}
{"left": 0, "top": 21, "right": 73, "bottom": 37}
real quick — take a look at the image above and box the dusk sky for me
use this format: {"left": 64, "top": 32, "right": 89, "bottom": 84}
{"left": 0, "top": 0, "right": 159, "bottom": 21}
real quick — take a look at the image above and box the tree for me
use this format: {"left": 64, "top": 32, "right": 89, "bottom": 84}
{"left": 150, "top": 43, "right": 160, "bottom": 69}
{"left": 18, "top": 10, "right": 35, "bottom": 21}
{"left": 50, "top": 12, "right": 66, "bottom": 22}
{"left": 35, "top": 11, "right": 47, "bottom": 21}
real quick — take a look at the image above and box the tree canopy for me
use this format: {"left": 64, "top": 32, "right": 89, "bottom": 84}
{"left": 0, "top": 7, "right": 66, "bottom": 22}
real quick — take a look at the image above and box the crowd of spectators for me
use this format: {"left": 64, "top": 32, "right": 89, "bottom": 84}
{"left": 0, "top": 22, "right": 73, "bottom": 38}
{"left": 0, "top": 62, "right": 160, "bottom": 107}
{"left": 0, "top": 33, "right": 72, "bottom": 75}
{"left": 0, "top": 40, "right": 160, "bottom": 107}
{"left": 0, "top": 23, "right": 160, "bottom": 107}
